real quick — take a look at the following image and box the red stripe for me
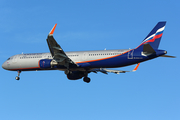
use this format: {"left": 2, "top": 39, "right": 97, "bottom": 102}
{"left": 136, "top": 33, "right": 163, "bottom": 49}
{"left": 144, "top": 33, "right": 163, "bottom": 44}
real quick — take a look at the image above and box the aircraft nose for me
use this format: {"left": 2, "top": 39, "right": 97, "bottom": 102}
{"left": 2, "top": 62, "right": 7, "bottom": 70}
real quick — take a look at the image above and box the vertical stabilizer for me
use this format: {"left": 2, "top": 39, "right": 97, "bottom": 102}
{"left": 136, "top": 22, "right": 166, "bottom": 49}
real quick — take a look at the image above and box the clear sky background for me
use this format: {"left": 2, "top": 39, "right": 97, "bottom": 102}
{"left": 0, "top": 0, "right": 179, "bottom": 120}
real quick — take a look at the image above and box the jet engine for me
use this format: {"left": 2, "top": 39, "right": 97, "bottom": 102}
{"left": 39, "top": 59, "right": 58, "bottom": 68}
{"left": 67, "top": 71, "right": 85, "bottom": 80}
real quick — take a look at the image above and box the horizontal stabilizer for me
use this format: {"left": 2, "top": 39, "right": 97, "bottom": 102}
{"left": 160, "top": 55, "right": 176, "bottom": 58}
{"left": 143, "top": 43, "right": 156, "bottom": 53}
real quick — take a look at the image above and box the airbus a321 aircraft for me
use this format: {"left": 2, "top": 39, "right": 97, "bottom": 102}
{"left": 2, "top": 22, "right": 175, "bottom": 83}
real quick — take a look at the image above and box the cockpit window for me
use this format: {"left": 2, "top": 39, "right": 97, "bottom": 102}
{"left": 7, "top": 58, "right": 10, "bottom": 60}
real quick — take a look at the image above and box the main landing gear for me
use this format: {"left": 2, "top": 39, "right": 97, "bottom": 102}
{"left": 83, "top": 70, "right": 91, "bottom": 83}
{"left": 15, "top": 71, "right": 21, "bottom": 80}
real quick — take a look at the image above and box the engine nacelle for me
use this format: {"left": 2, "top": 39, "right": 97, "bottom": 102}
{"left": 39, "top": 59, "right": 58, "bottom": 69}
{"left": 67, "top": 71, "right": 85, "bottom": 80}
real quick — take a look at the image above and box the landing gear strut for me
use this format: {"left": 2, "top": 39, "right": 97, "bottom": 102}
{"left": 83, "top": 77, "right": 91, "bottom": 83}
{"left": 83, "top": 70, "right": 91, "bottom": 83}
{"left": 15, "top": 71, "right": 21, "bottom": 80}
{"left": 65, "top": 69, "right": 70, "bottom": 75}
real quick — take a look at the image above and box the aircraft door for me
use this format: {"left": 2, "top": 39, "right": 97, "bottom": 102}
{"left": 12, "top": 55, "right": 18, "bottom": 63}
{"left": 128, "top": 50, "right": 134, "bottom": 59}
{"left": 82, "top": 52, "right": 88, "bottom": 60}
{"left": 44, "top": 54, "right": 48, "bottom": 59}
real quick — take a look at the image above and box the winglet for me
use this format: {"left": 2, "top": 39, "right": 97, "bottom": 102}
{"left": 49, "top": 24, "right": 57, "bottom": 36}
{"left": 133, "top": 63, "right": 140, "bottom": 72}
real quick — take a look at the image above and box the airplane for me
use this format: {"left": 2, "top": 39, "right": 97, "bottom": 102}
{"left": 2, "top": 22, "right": 175, "bottom": 83}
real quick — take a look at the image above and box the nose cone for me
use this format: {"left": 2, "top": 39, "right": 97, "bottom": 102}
{"left": 2, "top": 62, "right": 7, "bottom": 70}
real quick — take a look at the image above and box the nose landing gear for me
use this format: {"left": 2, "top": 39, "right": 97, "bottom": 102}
{"left": 15, "top": 71, "right": 21, "bottom": 80}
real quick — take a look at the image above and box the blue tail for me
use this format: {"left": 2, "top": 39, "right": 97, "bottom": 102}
{"left": 136, "top": 21, "right": 166, "bottom": 50}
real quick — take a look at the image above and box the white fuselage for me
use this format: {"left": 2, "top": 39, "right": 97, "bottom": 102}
{"left": 2, "top": 49, "right": 130, "bottom": 71}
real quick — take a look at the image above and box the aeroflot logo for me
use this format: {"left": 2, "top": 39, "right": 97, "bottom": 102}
{"left": 23, "top": 53, "right": 43, "bottom": 55}
{"left": 141, "top": 26, "right": 165, "bottom": 44}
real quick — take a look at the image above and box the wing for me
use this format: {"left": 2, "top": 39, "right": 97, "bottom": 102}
{"left": 46, "top": 24, "right": 77, "bottom": 68}
{"left": 91, "top": 63, "right": 140, "bottom": 74}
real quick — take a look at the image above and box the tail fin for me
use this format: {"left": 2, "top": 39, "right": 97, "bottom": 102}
{"left": 136, "top": 21, "right": 166, "bottom": 49}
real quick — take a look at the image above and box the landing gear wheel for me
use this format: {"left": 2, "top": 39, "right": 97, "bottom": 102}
{"left": 15, "top": 76, "right": 20, "bottom": 80}
{"left": 83, "top": 77, "right": 91, "bottom": 83}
